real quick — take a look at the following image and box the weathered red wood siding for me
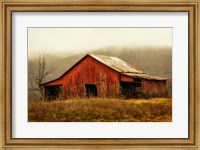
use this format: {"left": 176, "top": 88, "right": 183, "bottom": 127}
{"left": 45, "top": 55, "right": 120, "bottom": 98}
{"left": 142, "top": 79, "right": 166, "bottom": 97}
{"left": 120, "top": 75, "right": 134, "bottom": 82}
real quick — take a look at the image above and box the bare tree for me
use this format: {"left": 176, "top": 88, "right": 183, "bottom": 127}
{"left": 32, "top": 50, "right": 52, "bottom": 100}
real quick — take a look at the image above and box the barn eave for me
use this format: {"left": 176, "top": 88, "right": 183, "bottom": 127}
{"left": 122, "top": 73, "right": 167, "bottom": 81}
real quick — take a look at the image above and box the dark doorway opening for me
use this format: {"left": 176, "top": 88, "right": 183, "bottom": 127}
{"left": 85, "top": 84, "right": 97, "bottom": 98}
{"left": 120, "top": 81, "right": 142, "bottom": 99}
{"left": 45, "top": 85, "right": 62, "bottom": 100}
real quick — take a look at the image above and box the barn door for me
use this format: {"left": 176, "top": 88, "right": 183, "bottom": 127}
{"left": 85, "top": 84, "right": 97, "bottom": 98}
{"left": 120, "top": 82, "right": 142, "bottom": 99}
{"left": 45, "top": 85, "right": 62, "bottom": 100}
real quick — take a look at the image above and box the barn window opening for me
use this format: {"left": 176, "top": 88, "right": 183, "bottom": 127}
{"left": 85, "top": 84, "right": 97, "bottom": 98}
{"left": 134, "top": 78, "right": 142, "bottom": 83}
{"left": 120, "top": 82, "right": 142, "bottom": 99}
{"left": 45, "top": 85, "right": 62, "bottom": 100}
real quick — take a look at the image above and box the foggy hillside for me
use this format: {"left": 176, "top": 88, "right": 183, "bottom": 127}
{"left": 28, "top": 46, "right": 172, "bottom": 89}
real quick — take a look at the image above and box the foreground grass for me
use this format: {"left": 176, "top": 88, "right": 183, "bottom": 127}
{"left": 28, "top": 98, "right": 172, "bottom": 122}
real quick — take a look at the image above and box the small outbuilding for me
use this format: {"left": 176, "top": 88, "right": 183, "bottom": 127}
{"left": 41, "top": 54, "right": 167, "bottom": 100}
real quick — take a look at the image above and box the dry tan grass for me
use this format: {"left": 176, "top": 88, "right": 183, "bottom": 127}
{"left": 28, "top": 98, "right": 172, "bottom": 122}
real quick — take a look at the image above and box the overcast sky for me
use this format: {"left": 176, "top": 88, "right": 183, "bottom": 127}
{"left": 28, "top": 28, "right": 172, "bottom": 58}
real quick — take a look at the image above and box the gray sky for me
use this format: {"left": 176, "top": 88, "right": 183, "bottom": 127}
{"left": 28, "top": 28, "right": 172, "bottom": 58}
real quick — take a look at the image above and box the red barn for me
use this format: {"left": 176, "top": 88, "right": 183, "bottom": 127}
{"left": 41, "top": 54, "right": 167, "bottom": 100}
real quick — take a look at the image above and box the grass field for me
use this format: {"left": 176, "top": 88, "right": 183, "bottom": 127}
{"left": 28, "top": 98, "right": 172, "bottom": 122}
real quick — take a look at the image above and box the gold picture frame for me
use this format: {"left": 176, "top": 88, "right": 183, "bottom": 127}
{"left": 0, "top": 0, "right": 199, "bottom": 149}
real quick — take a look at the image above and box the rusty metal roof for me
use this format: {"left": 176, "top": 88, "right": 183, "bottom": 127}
{"left": 42, "top": 54, "right": 166, "bottom": 84}
{"left": 122, "top": 72, "right": 167, "bottom": 81}
{"left": 89, "top": 54, "right": 143, "bottom": 74}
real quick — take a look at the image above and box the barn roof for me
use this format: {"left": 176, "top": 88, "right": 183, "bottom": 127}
{"left": 89, "top": 54, "right": 143, "bottom": 74}
{"left": 42, "top": 54, "right": 167, "bottom": 85}
{"left": 122, "top": 73, "right": 167, "bottom": 81}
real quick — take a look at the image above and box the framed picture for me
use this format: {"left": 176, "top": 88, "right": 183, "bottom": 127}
{"left": 1, "top": 0, "right": 199, "bottom": 149}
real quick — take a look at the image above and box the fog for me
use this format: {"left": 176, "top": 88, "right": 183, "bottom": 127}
{"left": 28, "top": 28, "right": 172, "bottom": 59}
{"left": 28, "top": 28, "right": 172, "bottom": 97}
